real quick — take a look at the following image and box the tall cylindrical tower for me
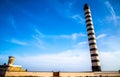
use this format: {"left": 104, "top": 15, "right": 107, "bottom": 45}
{"left": 84, "top": 4, "right": 101, "bottom": 72}
{"left": 8, "top": 56, "right": 15, "bottom": 66}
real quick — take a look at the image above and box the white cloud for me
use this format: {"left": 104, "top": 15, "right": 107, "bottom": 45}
{"left": 73, "top": 41, "right": 88, "bottom": 49}
{"left": 1, "top": 34, "right": 120, "bottom": 71}
{"left": 71, "top": 14, "right": 85, "bottom": 24}
{"left": 32, "top": 35, "right": 46, "bottom": 49}
{"left": 51, "top": 33, "right": 86, "bottom": 41}
{"left": 105, "top": 1, "right": 120, "bottom": 26}
{"left": 32, "top": 39, "right": 46, "bottom": 49}
{"left": 1, "top": 48, "right": 119, "bottom": 71}
{"left": 105, "top": 15, "right": 120, "bottom": 22}
{"left": 71, "top": 33, "right": 81, "bottom": 40}
{"left": 0, "top": 55, "right": 8, "bottom": 65}
{"left": 10, "top": 39, "right": 28, "bottom": 46}
{"left": 31, "top": 30, "right": 86, "bottom": 49}
{"left": 72, "top": 14, "right": 80, "bottom": 20}
{"left": 56, "top": 33, "right": 85, "bottom": 41}
{"left": 77, "top": 41, "right": 87, "bottom": 45}
{"left": 105, "top": 1, "right": 115, "bottom": 17}
{"left": 99, "top": 35, "right": 120, "bottom": 52}
{"left": 8, "top": 15, "right": 16, "bottom": 29}
{"left": 34, "top": 28, "right": 44, "bottom": 37}
{"left": 33, "top": 29, "right": 86, "bottom": 41}
{"left": 13, "top": 49, "right": 91, "bottom": 71}
{"left": 96, "top": 34, "right": 107, "bottom": 39}
{"left": 68, "top": 2, "right": 73, "bottom": 9}
{"left": 100, "top": 51, "right": 120, "bottom": 71}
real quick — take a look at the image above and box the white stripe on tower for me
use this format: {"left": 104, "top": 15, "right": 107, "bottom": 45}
{"left": 84, "top": 4, "right": 101, "bottom": 72}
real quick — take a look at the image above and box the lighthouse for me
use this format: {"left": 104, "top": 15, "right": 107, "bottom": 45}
{"left": 84, "top": 4, "right": 101, "bottom": 72}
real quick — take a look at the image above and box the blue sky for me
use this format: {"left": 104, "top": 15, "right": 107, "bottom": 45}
{"left": 0, "top": 0, "right": 120, "bottom": 71}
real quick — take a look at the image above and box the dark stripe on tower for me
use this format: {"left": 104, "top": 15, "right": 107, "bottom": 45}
{"left": 92, "top": 66, "right": 101, "bottom": 72}
{"left": 84, "top": 3, "right": 101, "bottom": 72}
{"left": 86, "top": 19, "right": 92, "bottom": 23}
{"left": 85, "top": 15, "right": 91, "bottom": 19}
{"left": 87, "top": 23, "right": 92, "bottom": 27}
{"left": 87, "top": 28, "right": 93, "bottom": 31}
{"left": 90, "top": 48, "right": 97, "bottom": 51}
{"left": 92, "top": 60, "right": 100, "bottom": 62}
{"left": 85, "top": 11, "right": 90, "bottom": 15}
{"left": 88, "top": 38, "right": 95, "bottom": 41}
{"left": 89, "top": 42, "right": 96, "bottom": 45}
{"left": 91, "top": 54, "right": 98, "bottom": 56}
{"left": 88, "top": 33, "right": 94, "bottom": 36}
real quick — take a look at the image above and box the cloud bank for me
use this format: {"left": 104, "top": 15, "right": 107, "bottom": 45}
{"left": 105, "top": 1, "right": 120, "bottom": 26}
{"left": 2, "top": 48, "right": 119, "bottom": 71}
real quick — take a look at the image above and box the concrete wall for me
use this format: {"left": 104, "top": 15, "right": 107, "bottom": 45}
{"left": 3, "top": 71, "right": 120, "bottom": 77}
{"left": 94, "top": 72, "right": 120, "bottom": 77}
{"left": 60, "top": 72, "right": 94, "bottom": 77}
{"left": 5, "top": 72, "right": 53, "bottom": 77}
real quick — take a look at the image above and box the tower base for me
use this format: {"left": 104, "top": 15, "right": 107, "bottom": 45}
{"left": 92, "top": 66, "right": 101, "bottom": 72}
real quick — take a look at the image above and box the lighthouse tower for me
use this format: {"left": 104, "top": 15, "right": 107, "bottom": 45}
{"left": 8, "top": 56, "right": 15, "bottom": 66}
{"left": 84, "top": 4, "right": 101, "bottom": 72}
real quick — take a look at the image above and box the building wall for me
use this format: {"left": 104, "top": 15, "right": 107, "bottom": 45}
{"left": 4, "top": 71, "right": 120, "bottom": 77}
{"left": 60, "top": 72, "right": 94, "bottom": 77}
{"left": 7, "top": 66, "right": 26, "bottom": 72}
{"left": 5, "top": 72, "right": 53, "bottom": 77}
{"left": 94, "top": 72, "right": 120, "bottom": 77}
